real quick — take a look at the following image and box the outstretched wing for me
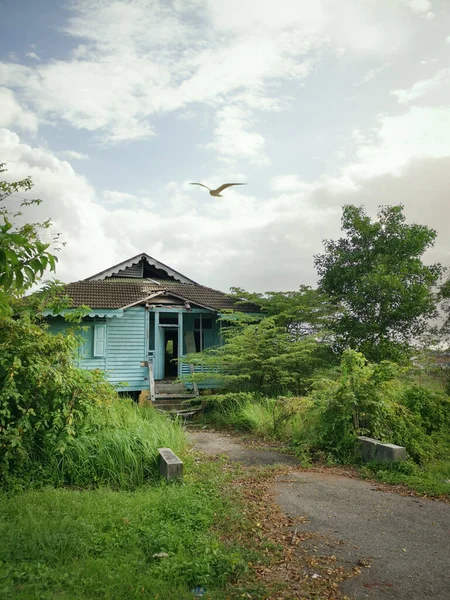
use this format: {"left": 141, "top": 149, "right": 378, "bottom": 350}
{"left": 190, "top": 182, "right": 211, "bottom": 191}
{"left": 215, "top": 183, "right": 247, "bottom": 194}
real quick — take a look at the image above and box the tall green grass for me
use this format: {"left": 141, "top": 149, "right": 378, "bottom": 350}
{"left": 203, "top": 392, "right": 297, "bottom": 438}
{"left": 0, "top": 461, "right": 249, "bottom": 599}
{"left": 45, "top": 399, "right": 187, "bottom": 490}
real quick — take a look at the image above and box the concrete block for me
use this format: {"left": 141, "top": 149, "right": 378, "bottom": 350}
{"left": 158, "top": 447, "right": 183, "bottom": 481}
{"left": 356, "top": 436, "right": 406, "bottom": 463}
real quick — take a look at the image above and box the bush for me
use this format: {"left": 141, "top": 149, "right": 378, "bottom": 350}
{"left": 187, "top": 315, "right": 335, "bottom": 396}
{"left": 0, "top": 316, "right": 117, "bottom": 485}
{"left": 50, "top": 400, "right": 187, "bottom": 489}
{"left": 292, "top": 350, "right": 450, "bottom": 464}
{"left": 400, "top": 385, "right": 450, "bottom": 434}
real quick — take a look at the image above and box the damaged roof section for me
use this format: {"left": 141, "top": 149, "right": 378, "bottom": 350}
{"left": 83, "top": 253, "right": 197, "bottom": 284}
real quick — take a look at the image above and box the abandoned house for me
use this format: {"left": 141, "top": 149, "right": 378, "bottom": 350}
{"left": 44, "top": 253, "right": 257, "bottom": 409}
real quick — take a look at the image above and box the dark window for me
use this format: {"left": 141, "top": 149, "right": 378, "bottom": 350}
{"left": 194, "top": 317, "right": 212, "bottom": 330}
{"left": 159, "top": 314, "right": 179, "bottom": 325}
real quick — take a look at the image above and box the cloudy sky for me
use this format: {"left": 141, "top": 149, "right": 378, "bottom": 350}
{"left": 1, "top": 0, "right": 449, "bottom": 292}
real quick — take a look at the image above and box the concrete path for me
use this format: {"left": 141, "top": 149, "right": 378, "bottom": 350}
{"left": 189, "top": 431, "right": 450, "bottom": 600}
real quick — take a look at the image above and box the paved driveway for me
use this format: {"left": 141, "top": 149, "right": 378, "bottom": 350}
{"left": 189, "top": 431, "right": 450, "bottom": 600}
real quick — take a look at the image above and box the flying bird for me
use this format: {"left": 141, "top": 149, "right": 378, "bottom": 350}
{"left": 189, "top": 182, "right": 247, "bottom": 197}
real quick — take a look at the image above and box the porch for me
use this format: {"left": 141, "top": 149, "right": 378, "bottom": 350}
{"left": 146, "top": 306, "right": 221, "bottom": 382}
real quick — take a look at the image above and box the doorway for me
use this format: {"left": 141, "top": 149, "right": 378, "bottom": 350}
{"left": 163, "top": 328, "right": 178, "bottom": 378}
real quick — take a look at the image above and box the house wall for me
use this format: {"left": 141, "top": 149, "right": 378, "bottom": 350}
{"left": 46, "top": 317, "right": 107, "bottom": 372}
{"left": 105, "top": 307, "right": 147, "bottom": 391}
{"left": 47, "top": 308, "right": 148, "bottom": 392}
{"left": 47, "top": 307, "right": 223, "bottom": 391}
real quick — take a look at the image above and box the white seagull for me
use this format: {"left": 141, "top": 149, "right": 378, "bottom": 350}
{"left": 189, "top": 182, "right": 247, "bottom": 197}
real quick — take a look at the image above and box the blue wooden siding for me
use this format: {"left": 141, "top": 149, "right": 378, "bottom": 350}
{"left": 46, "top": 318, "right": 107, "bottom": 372}
{"left": 105, "top": 307, "right": 147, "bottom": 391}
{"left": 47, "top": 307, "right": 223, "bottom": 391}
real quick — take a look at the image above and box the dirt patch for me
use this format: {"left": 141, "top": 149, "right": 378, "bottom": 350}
{"left": 189, "top": 430, "right": 298, "bottom": 467}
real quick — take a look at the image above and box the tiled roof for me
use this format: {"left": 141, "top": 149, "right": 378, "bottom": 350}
{"left": 60, "top": 278, "right": 258, "bottom": 312}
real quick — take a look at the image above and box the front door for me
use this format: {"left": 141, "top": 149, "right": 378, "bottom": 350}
{"left": 163, "top": 328, "right": 178, "bottom": 378}
{"left": 155, "top": 312, "right": 180, "bottom": 380}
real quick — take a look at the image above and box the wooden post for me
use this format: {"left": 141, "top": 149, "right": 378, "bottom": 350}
{"left": 149, "top": 361, "right": 156, "bottom": 402}
{"left": 189, "top": 363, "right": 199, "bottom": 397}
{"left": 178, "top": 311, "right": 183, "bottom": 379}
{"left": 154, "top": 311, "right": 160, "bottom": 380}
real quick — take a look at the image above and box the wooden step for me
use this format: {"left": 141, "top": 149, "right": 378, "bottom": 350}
{"left": 155, "top": 393, "right": 196, "bottom": 399}
{"left": 154, "top": 400, "right": 199, "bottom": 411}
{"left": 156, "top": 384, "right": 186, "bottom": 390}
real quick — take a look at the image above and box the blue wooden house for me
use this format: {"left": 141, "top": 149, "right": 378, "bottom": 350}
{"left": 45, "top": 253, "right": 256, "bottom": 406}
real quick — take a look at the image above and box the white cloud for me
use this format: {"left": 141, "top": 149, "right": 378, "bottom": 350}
{"left": 0, "top": 87, "right": 38, "bottom": 133}
{"left": 204, "top": 106, "right": 270, "bottom": 166}
{"left": 405, "top": 0, "right": 432, "bottom": 14}
{"left": 25, "top": 52, "right": 41, "bottom": 61}
{"left": 0, "top": 0, "right": 427, "bottom": 148}
{"left": 392, "top": 68, "right": 450, "bottom": 103}
{"left": 345, "top": 106, "right": 450, "bottom": 179}
{"left": 60, "top": 150, "right": 90, "bottom": 160}
{"left": 0, "top": 128, "right": 123, "bottom": 281}
{"left": 271, "top": 174, "right": 309, "bottom": 193}
{"left": 354, "top": 62, "right": 391, "bottom": 86}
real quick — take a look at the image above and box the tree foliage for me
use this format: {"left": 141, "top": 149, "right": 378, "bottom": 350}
{"left": 0, "top": 316, "right": 117, "bottom": 482}
{"left": 438, "top": 274, "right": 450, "bottom": 344}
{"left": 186, "top": 287, "right": 338, "bottom": 395}
{"left": 314, "top": 204, "right": 443, "bottom": 361}
{"left": 0, "top": 168, "right": 118, "bottom": 487}
{"left": 0, "top": 164, "right": 60, "bottom": 314}
{"left": 229, "top": 285, "right": 339, "bottom": 339}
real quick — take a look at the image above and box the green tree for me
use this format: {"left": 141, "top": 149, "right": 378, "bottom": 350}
{"left": 186, "top": 287, "right": 338, "bottom": 395}
{"left": 314, "top": 204, "right": 443, "bottom": 361}
{"left": 0, "top": 167, "right": 116, "bottom": 486}
{"left": 438, "top": 274, "right": 450, "bottom": 343}
{"left": 0, "top": 164, "right": 59, "bottom": 314}
{"left": 229, "top": 285, "right": 338, "bottom": 340}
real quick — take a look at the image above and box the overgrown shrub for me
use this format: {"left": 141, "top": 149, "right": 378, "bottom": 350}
{"left": 203, "top": 392, "right": 297, "bottom": 438}
{"left": 187, "top": 315, "right": 336, "bottom": 396}
{"left": 400, "top": 385, "right": 450, "bottom": 435}
{"left": 49, "top": 399, "right": 187, "bottom": 489}
{"left": 289, "top": 350, "right": 450, "bottom": 464}
{"left": 0, "top": 316, "right": 117, "bottom": 484}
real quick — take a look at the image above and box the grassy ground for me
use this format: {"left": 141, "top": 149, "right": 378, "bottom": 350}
{"left": 0, "top": 459, "right": 257, "bottom": 600}
{"left": 0, "top": 453, "right": 363, "bottom": 600}
{"left": 361, "top": 459, "right": 450, "bottom": 498}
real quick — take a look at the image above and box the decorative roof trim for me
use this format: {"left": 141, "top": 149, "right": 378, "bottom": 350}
{"left": 153, "top": 290, "right": 217, "bottom": 312}
{"left": 42, "top": 309, "right": 125, "bottom": 319}
{"left": 121, "top": 291, "right": 164, "bottom": 310}
{"left": 120, "top": 290, "right": 217, "bottom": 312}
{"left": 83, "top": 253, "right": 197, "bottom": 284}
